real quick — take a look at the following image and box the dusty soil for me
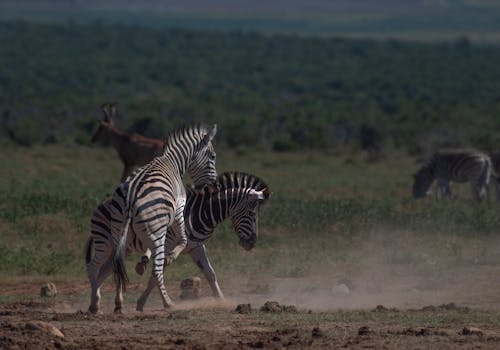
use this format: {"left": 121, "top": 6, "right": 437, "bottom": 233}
{"left": 2, "top": 280, "right": 500, "bottom": 349}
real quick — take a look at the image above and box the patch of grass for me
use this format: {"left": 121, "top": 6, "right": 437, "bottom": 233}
{"left": 1, "top": 146, "right": 499, "bottom": 283}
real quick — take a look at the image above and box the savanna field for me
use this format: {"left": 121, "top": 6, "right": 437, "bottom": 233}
{"left": 4, "top": 1, "right": 500, "bottom": 348}
{"left": 3, "top": 145, "right": 500, "bottom": 348}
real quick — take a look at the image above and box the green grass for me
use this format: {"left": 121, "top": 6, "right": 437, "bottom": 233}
{"left": 1, "top": 145, "right": 499, "bottom": 283}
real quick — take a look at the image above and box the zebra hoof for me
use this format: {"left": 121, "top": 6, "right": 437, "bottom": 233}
{"left": 113, "top": 307, "right": 123, "bottom": 314}
{"left": 135, "top": 262, "right": 146, "bottom": 276}
{"left": 88, "top": 306, "right": 99, "bottom": 314}
{"left": 164, "top": 301, "right": 175, "bottom": 309}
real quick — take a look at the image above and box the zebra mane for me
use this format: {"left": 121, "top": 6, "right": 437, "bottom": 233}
{"left": 188, "top": 172, "right": 270, "bottom": 200}
{"left": 162, "top": 124, "right": 210, "bottom": 155}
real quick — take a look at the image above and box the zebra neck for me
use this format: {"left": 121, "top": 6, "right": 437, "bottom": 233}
{"left": 187, "top": 192, "right": 229, "bottom": 241}
{"left": 163, "top": 145, "right": 192, "bottom": 178}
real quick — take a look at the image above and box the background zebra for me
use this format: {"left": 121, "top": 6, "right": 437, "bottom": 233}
{"left": 412, "top": 149, "right": 493, "bottom": 201}
{"left": 490, "top": 153, "right": 500, "bottom": 202}
{"left": 86, "top": 172, "right": 269, "bottom": 313}
{"left": 105, "top": 124, "right": 217, "bottom": 313}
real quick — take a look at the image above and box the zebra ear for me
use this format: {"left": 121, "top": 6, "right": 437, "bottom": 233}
{"left": 202, "top": 124, "right": 217, "bottom": 145}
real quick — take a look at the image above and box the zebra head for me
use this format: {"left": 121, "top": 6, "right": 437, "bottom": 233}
{"left": 412, "top": 168, "right": 433, "bottom": 199}
{"left": 188, "top": 125, "right": 218, "bottom": 187}
{"left": 164, "top": 124, "right": 218, "bottom": 187}
{"left": 220, "top": 172, "right": 270, "bottom": 251}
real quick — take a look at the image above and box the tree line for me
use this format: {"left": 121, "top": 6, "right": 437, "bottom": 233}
{"left": 1, "top": 20, "right": 500, "bottom": 154}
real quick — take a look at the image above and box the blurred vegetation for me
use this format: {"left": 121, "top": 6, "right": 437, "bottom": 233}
{"left": 1, "top": 21, "right": 500, "bottom": 154}
{"left": 1, "top": 146, "right": 499, "bottom": 281}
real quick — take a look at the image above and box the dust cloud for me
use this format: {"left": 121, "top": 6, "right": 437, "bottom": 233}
{"left": 226, "top": 229, "right": 500, "bottom": 311}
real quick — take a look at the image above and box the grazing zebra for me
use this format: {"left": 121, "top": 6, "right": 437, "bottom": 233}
{"left": 91, "top": 103, "right": 166, "bottom": 181}
{"left": 412, "top": 149, "right": 493, "bottom": 201}
{"left": 490, "top": 153, "right": 500, "bottom": 202}
{"left": 105, "top": 124, "right": 217, "bottom": 313}
{"left": 86, "top": 172, "right": 269, "bottom": 313}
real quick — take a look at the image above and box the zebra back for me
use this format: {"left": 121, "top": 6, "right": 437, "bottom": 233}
{"left": 413, "top": 149, "right": 491, "bottom": 198}
{"left": 111, "top": 124, "right": 218, "bottom": 291}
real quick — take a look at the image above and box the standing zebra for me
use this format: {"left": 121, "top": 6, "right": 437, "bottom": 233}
{"left": 412, "top": 149, "right": 493, "bottom": 201}
{"left": 106, "top": 124, "right": 217, "bottom": 313}
{"left": 86, "top": 172, "right": 269, "bottom": 313}
{"left": 490, "top": 153, "right": 500, "bottom": 202}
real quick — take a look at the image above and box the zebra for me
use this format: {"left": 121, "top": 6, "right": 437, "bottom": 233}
{"left": 489, "top": 153, "right": 500, "bottom": 202}
{"left": 412, "top": 149, "right": 493, "bottom": 201}
{"left": 86, "top": 172, "right": 269, "bottom": 313}
{"left": 104, "top": 124, "right": 217, "bottom": 313}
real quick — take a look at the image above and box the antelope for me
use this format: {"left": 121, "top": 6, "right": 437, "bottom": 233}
{"left": 91, "top": 103, "right": 166, "bottom": 181}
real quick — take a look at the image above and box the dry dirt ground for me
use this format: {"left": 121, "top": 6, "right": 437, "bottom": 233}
{"left": 2, "top": 280, "right": 500, "bottom": 349}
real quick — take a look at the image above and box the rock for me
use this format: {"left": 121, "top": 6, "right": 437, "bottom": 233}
{"left": 261, "top": 301, "right": 281, "bottom": 313}
{"left": 25, "top": 321, "right": 64, "bottom": 338}
{"left": 461, "top": 326, "right": 483, "bottom": 336}
{"left": 416, "top": 328, "right": 432, "bottom": 336}
{"left": 40, "top": 283, "right": 57, "bottom": 298}
{"left": 311, "top": 327, "right": 323, "bottom": 338}
{"left": 401, "top": 327, "right": 432, "bottom": 336}
{"left": 358, "top": 326, "right": 371, "bottom": 336}
{"left": 373, "top": 305, "right": 388, "bottom": 312}
{"left": 179, "top": 277, "right": 201, "bottom": 300}
{"left": 331, "top": 283, "right": 350, "bottom": 295}
{"left": 235, "top": 304, "right": 252, "bottom": 314}
{"left": 260, "top": 301, "right": 297, "bottom": 313}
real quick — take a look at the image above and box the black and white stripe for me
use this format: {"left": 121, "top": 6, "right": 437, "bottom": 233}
{"left": 412, "top": 149, "right": 492, "bottom": 201}
{"left": 104, "top": 124, "right": 217, "bottom": 313}
{"left": 86, "top": 172, "right": 269, "bottom": 313}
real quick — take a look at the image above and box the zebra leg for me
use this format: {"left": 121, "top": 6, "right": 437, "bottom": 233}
{"left": 472, "top": 165, "right": 490, "bottom": 202}
{"left": 114, "top": 282, "right": 124, "bottom": 314}
{"left": 136, "top": 237, "right": 174, "bottom": 310}
{"left": 189, "top": 245, "right": 224, "bottom": 299}
{"left": 87, "top": 241, "right": 112, "bottom": 314}
{"left": 136, "top": 274, "right": 157, "bottom": 312}
{"left": 165, "top": 214, "right": 188, "bottom": 266}
{"left": 496, "top": 178, "right": 500, "bottom": 203}
{"left": 135, "top": 248, "right": 151, "bottom": 276}
{"left": 438, "top": 179, "right": 452, "bottom": 198}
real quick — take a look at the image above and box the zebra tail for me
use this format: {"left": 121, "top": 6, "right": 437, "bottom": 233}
{"left": 84, "top": 237, "right": 93, "bottom": 266}
{"left": 113, "top": 216, "right": 131, "bottom": 292}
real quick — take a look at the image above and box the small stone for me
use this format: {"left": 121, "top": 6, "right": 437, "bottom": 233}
{"left": 311, "top": 327, "right": 323, "bottom": 338}
{"left": 25, "top": 321, "right": 64, "bottom": 338}
{"left": 261, "top": 301, "right": 282, "bottom": 313}
{"left": 416, "top": 328, "right": 432, "bottom": 336}
{"left": 331, "top": 283, "right": 350, "bottom": 295}
{"left": 373, "top": 305, "right": 388, "bottom": 312}
{"left": 235, "top": 304, "right": 252, "bottom": 314}
{"left": 40, "top": 283, "right": 57, "bottom": 298}
{"left": 358, "top": 326, "right": 371, "bottom": 336}
{"left": 179, "top": 277, "right": 201, "bottom": 300}
{"left": 461, "top": 326, "right": 483, "bottom": 336}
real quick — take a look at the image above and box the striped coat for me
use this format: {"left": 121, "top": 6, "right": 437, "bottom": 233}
{"left": 107, "top": 124, "right": 217, "bottom": 313}
{"left": 412, "top": 149, "right": 492, "bottom": 201}
{"left": 86, "top": 172, "right": 269, "bottom": 313}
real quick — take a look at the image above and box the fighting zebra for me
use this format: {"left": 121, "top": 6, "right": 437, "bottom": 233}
{"left": 86, "top": 172, "right": 269, "bottom": 313}
{"left": 104, "top": 124, "right": 217, "bottom": 313}
{"left": 91, "top": 102, "right": 166, "bottom": 181}
{"left": 412, "top": 149, "right": 493, "bottom": 201}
